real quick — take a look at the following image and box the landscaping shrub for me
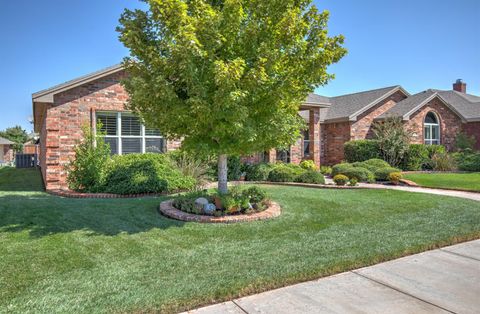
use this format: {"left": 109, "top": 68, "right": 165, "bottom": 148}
{"left": 102, "top": 153, "right": 196, "bottom": 194}
{"left": 331, "top": 163, "right": 353, "bottom": 177}
{"left": 348, "top": 178, "right": 358, "bottom": 186}
{"left": 340, "top": 166, "right": 375, "bottom": 183}
{"left": 167, "top": 150, "right": 215, "bottom": 187}
{"left": 268, "top": 164, "right": 301, "bottom": 182}
{"left": 372, "top": 117, "right": 411, "bottom": 167}
{"left": 299, "top": 160, "right": 318, "bottom": 171}
{"left": 66, "top": 125, "right": 110, "bottom": 192}
{"left": 401, "top": 144, "right": 429, "bottom": 171}
{"left": 374, "top": 167, "right": 402, "bottom": 181}
{"left": 241, "top": 186, "right": 268, "bottom": 203}
{"left": 320, "top": 165, "right": 332, "bottom": 176}
{"left": 388, "top": 172, "right": 402, "bottom": 185}
{"left": 431, "top": 152, "right": 457, "bottom": 171}
{"left": 227, "top": 156, "right": 243, "bottom": 181}
{"left": 295, "top": 170, "right": 325, "bottom": 184}
{"left": 353, "top": 158, "right": 390, "bottom": 172}
{"left": 455, "top": 152, "right": 480, "bottom": 172}
{"left": 455, "top": 132, "right": 476, "bottom": 152}
{"left": 344, "top": 140, "right": 380, "bottom": 162}
{"left": 333, "top": 174, "right": 349, "bottom": 186}
{"left": 243, "top": 163, "right": 273, "bottom": 181}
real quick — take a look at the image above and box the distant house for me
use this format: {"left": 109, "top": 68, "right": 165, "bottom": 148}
{"left": 32, "top": 65, "right": 480, "bottom": 190}
{"left": 0, "top": 137, "right": 14, "bottom": 165}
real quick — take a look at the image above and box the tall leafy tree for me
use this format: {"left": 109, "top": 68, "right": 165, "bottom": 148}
{"left": 117, "top": 0, "right": 346, "bottom": 193}
{"left": 0, "top": 125, "right": 29, "bottom": 152}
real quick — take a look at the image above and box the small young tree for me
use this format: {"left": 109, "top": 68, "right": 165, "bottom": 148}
{"left": 0, "top": 125, "right": 29, "bottom": 152}
{"left": 65, "top": 125, "right": 111, "bottom": 192}
{"left": 117, "top": 0, "right": 346, "bottom": 193}
{"left": 372, "top": 116, "right": 411, "bottom": 167}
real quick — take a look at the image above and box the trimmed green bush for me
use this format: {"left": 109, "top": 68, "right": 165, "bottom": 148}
{"left": 344, "top": 140, "right": 380, "bottom": 162}
{"left": 331, "top": 163, "right": 353, "bottom": 177}
{"left": 243, "top": 163, "right": 273, "bottom": 181}
{"left": 299, "top": 160, "right": 318, "bottom": 171}
{"left": 353, "top": 158, "right": 390, "bottom": 172}
{"left": 401, "top": 144, "right": 429, "bottom": 171}
{"left": 456, "top": 152, "right": 480, "bottom": 172}
{"left": 295, "top": 171, "right": 325, "bottom": 184}
{"left": 267, "top": 164, "right": 300, "bottom": 182}
{"left": 102, "top": 153, "right": 196, "bottom": 194}
{"left": 320, "top": 165, "right": 332, "bottom": 176}
{"left": 341, "top": 167, "right": 375, "bottom": 183}
{"left": 374, "top": 167, "right": 402, "bottom": 181}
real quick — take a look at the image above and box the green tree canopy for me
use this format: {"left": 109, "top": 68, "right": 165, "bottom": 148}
{"left": 117, "top": 0, "right": 346, "bottom": 192}
{"left": 0, "top": 125, "right": 29, "bottom": 152}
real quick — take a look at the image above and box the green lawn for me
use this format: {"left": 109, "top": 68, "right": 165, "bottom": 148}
{"left": 1, "top": 167, "right": 480, "bottom": 313}
{"left": 404, "top": 172, "right": 480, "bottom": 192}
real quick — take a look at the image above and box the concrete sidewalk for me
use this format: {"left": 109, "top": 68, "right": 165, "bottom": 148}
{"left": 185, "top": 240, "right": 480, "bottom": 314}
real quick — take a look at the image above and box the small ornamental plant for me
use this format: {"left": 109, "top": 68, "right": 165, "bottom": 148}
{"left": 333, "top": 174, "right": 349, "bottom": 186}
{"left": 299, "top": 160, "right": 318, "bottom": 171}
{"left": 388, "top": 172, "right": 403, "bottom": 185}
{"left": 173, "top": 186, "right": 269, "bottom": 216}
{"left": 348, "top": 178, "right": 358, "bottom": 186}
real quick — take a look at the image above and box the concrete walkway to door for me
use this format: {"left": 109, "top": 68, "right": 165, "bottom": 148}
{"left": 185, "top": 239, "right": 480, "bottom": 314}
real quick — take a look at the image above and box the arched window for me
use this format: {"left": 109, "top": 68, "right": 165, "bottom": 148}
{"left": 424, "top": 112, "right": 440, "bottom": 145}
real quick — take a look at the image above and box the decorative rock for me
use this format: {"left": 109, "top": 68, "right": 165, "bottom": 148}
{"left": 195, "top": 197, "right": 209, "bottom": 209}
{"left": 203, "top": 203, "right": 216, "bottom": 214}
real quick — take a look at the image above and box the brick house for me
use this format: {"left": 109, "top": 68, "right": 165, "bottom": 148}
{"left": 32, "top": 65, "right": 480, "bottom": 190}
{"left": 0, "top": 137, "right": 14, "bottom": 165}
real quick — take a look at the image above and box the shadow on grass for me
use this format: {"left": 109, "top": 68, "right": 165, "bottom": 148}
{"left": 0, "top": 191, "right": 185, "bottom": 238}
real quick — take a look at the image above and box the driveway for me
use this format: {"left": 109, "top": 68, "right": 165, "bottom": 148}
{"left": 186, "top": 240, "right": 480, "bottom": 314}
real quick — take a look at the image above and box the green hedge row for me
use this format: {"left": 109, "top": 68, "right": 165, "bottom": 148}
{"left": 332, "top": 158, "right": 401, "bottom": 182}
{"left": 344, "top": 140, "right": 446, "bottom": 171}
{"left": 243, "top": 162, "right": 325, "bottom": 184}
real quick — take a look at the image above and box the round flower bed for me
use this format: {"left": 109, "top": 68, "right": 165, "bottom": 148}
{"left": 159, "top": 186, "right": 281, "bottom": 223}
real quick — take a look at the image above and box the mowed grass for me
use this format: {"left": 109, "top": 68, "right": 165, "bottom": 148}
{"left": 1, "top": 167, "right": 480, "bottom": 313}
{"left": 404, "top": 172, "right": 480, "bottom": 192}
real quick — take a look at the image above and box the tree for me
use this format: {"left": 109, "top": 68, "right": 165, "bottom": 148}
{"left": 372, "top": 116, "right": 412, "bottom": 167}
{"left": 117, "top": 0, "right": 346, "bottom": 193}
{"left": 0, "top": 125, "right": 28, "bottom": 152}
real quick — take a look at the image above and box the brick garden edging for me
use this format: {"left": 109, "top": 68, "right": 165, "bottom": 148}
{"left": 47, "top": 189, "right": 165, "bottom": 199}
{"left": 159, "top": 199, "right": 281, "bottom": 223}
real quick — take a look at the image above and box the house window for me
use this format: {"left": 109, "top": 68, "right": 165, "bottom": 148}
{"left": 96, "top": 112, "right": 165, "bottom": 155}
{"left": 303, "top": 129, "right": 310, "bottom": 157}
{"left": 424, "top": 112, "right": 440, "bottom": 145}
{"left": 276, "top": 148, "right": 290, "bottom": 163}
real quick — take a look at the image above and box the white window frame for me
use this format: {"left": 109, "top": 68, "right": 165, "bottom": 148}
{"left": 424, "top": 112, "right": 440, "bottom": 145}
{"left": 96, "top": 111, "right": 164, "bottom": 155}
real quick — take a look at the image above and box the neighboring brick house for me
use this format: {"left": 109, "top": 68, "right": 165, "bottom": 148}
{"left": 32, "top": 65, "right": 480, "bottom": 190}
{"left": 0, "top": 137, "right": 14, "bottom": 165}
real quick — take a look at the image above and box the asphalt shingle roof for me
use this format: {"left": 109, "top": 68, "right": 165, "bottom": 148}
{"left": 0, "top": 137, "right": 14, "bottom": 145}
{"left": 324, "top": 85, "right": 402, "bottom": 121}
{"left": 378, "top": 89, "right": 480, "bottom": 121}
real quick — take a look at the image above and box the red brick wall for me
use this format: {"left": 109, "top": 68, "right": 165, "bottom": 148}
{"left": 2, "top": 145, "right": 14, "bottom": 163}
{"left": 351, "top": 91, "right": 407, "bottom": 140}
{"left": 405, "top": 98, "right": 463, "bottom": 150}
{"left": 39, "top": 70, "right": 181, "bottom": 190}
{"left": 464, "top": 121, "right": 480, "bottom": 150}
{"left": 322, "top": 121, "right": 351, "bottom": 165}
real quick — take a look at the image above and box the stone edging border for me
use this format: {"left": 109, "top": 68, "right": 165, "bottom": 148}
{"left": 47, "top": 189, "right": 165, "bottom": 199}
{"left": 159, "top": 199, "right": 281, "bottom": 223}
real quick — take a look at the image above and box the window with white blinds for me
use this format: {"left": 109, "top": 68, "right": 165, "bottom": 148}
{"left": 96, "top": 112, "right": 164, "bottom": 155}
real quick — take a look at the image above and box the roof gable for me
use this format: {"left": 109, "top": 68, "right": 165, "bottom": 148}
{"left": 324, "top": 85, "right": 409, "bottom": 122}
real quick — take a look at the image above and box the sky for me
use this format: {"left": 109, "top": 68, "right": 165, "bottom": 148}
{"left": 0, "top": 0, "right": 479, "bottom": 132}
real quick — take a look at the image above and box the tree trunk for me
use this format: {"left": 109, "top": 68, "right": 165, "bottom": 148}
{"left": 218, "top": 154, "right": 228, "bottom": 194}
